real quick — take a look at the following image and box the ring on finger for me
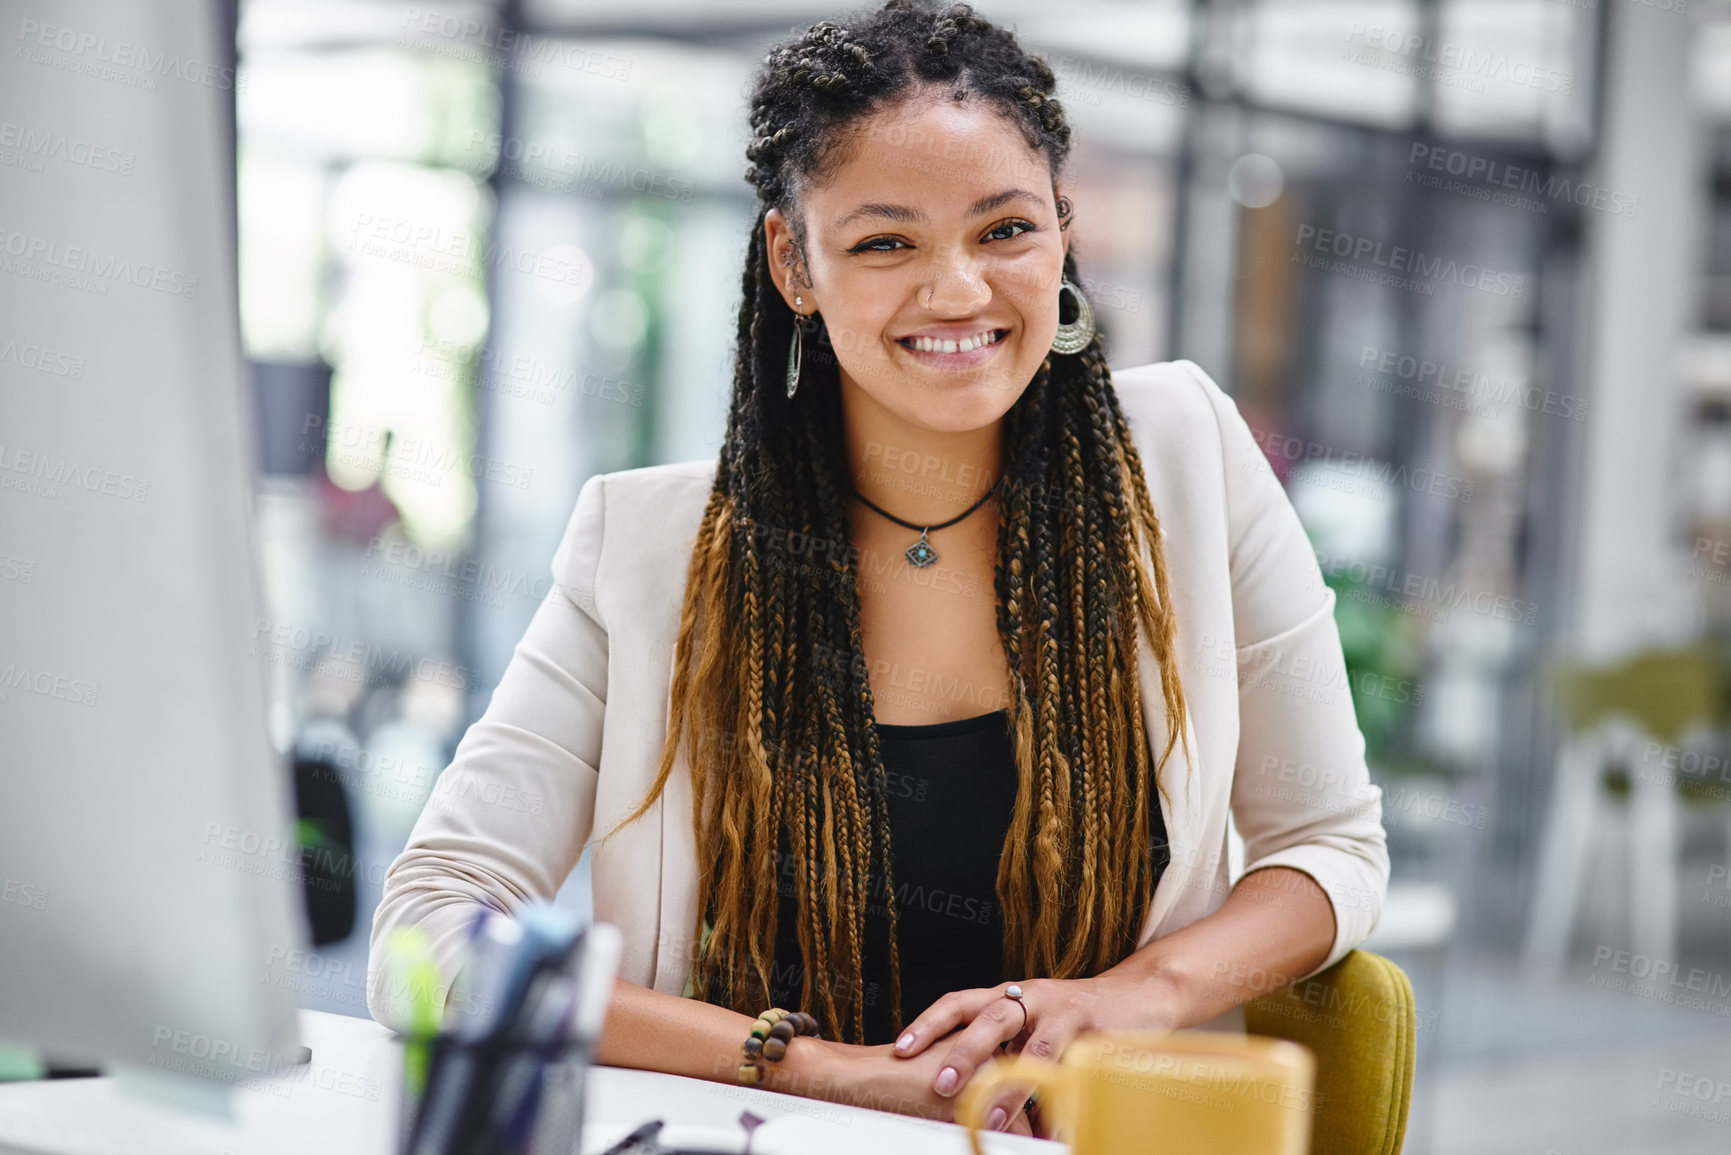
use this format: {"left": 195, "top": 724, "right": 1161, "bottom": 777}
{"left": 995, "top": 983, "right": 1029, "bottom": 1052}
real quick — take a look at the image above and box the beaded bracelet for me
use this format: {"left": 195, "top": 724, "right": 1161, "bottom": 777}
{"left": 736, "top": 1007, "right": 821, "bottom": 1085}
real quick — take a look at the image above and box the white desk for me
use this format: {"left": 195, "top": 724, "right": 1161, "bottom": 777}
{"left": 0, "top": 1010, "right": 1060, "bottom": 1155}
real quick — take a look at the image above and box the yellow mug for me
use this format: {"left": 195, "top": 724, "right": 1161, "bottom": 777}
{"left": 956, "top": 1030, "right": 1315, "bottom": 1155}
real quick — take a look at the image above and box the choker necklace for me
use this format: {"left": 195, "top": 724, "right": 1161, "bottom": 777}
{"left": 847, "top": 475, "right": 1006, "bottom": 568}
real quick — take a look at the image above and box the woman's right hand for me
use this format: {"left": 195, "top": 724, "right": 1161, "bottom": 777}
{"left": 778, "top": 1038, "right": 1034, "bottom": 1136}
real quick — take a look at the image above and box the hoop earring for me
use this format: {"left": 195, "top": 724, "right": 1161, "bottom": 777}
{"left": 1049, "top": 277, "right": 1096, "bottom": 356}
{"left": 786, "top": 295, "right": 806, "bottom": 400}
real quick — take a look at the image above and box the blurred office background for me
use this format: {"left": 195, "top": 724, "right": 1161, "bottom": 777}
{"left": 230, "top": 1, "right": 1731, "bottom": 1150}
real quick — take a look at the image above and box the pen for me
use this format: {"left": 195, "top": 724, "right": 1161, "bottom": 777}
{"left": 598, "top": 1119, "right": 665, "bottom": 1155}
{"left": 408, "top": 908, "right": 526, "bottom": 1155}
{"left": 488, "top": 966, "right": 578, "bottom": 1147}
{"left": 477, "top": 923, "right": 581, "bottom": 1149}
{"left": 424, "top": 904, "right": 582, "bottom": 1155}
{"left": 384, "top": 927, "right": 443, "bottom": 1100}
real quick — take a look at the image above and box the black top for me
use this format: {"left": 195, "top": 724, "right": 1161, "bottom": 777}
{"left": 764, "top": 708, "right": 1171, "bottom": 1045}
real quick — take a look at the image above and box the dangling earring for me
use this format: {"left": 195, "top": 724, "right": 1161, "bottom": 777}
{"left": 1049, "top": 277, "right": 1096, "bottom": 355}
{"left": 786, "top": 294, "right": 806, "bottom": 399}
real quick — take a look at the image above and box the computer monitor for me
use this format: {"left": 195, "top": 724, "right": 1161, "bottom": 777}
{"left": 0, "top": 0, "right": 306, "bottom": 1083}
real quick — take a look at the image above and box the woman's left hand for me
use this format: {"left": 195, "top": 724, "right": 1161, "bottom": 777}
{"left": 890, "top": 973, "right": 1182, "bottom": 1134}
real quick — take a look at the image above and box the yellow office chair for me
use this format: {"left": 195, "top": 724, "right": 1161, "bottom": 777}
{"left": 1244, "top": 950, "right": 1416, "bottom": 1155}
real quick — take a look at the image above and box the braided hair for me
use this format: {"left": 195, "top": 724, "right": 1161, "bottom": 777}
{"left": 599, "top": 0, "right": 1191, "bottom": 1046}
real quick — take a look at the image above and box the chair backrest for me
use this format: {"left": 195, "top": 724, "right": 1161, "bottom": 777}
{"left": 1243, "top": 950, "right": 1416, "bottom": 1155}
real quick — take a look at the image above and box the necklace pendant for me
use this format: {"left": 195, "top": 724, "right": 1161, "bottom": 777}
{"left": 905, "top": 530, "right": 938, "bottom": 568}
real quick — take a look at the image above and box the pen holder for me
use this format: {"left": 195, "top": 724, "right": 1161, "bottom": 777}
{"left": 398, "top": 1027, "right": 592, "bottom": 1155}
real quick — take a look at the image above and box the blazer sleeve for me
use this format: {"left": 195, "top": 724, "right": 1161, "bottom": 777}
{"left": 366, "top": 472, "right": 608, "bottom": 1031}
{"left": 1181, "top": 360, "right": 1390, "bottom": 976}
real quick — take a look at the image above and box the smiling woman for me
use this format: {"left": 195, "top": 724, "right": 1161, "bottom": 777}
{"left": 629, "top": 0, "right": 1191, "bottom": 1058}
{"left": 370, "top": 0, "right": 1389, "bottom": 1143}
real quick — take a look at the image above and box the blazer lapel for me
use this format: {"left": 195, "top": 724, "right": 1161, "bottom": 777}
{"left": 1134, "top": 534, "right": 1209, "bottom": 951}
{"left": 654, "top": 638, "right": 700, "bottom": 995}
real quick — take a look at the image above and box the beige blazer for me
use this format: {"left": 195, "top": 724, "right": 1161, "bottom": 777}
{"left": 366, "top": 359, "right": 1390, "bottom": 1032}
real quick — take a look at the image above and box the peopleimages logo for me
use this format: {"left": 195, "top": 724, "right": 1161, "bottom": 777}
{"left": 1343, "top": 24, "right": 1574, "bottom": 95}
{"left": 0, "top": 443, "right": 150, "bottom": 503}
{"left": 1294, "top": 225, "right": 1526, "bottom": 299}
{"left": 1407, "top": 144, "right": 1639, "bottom": 220}
{"left": 248, "top": 619, "right": 480, "bottom": 693}
{"left": 400, "top": 9, "right": 632, "bottom": 82}
{"left": 0, "top": 227, "right": 199, "bottom": 297}
{"left": 1357, "top": 345, "right": 1588, "bottom": 422}
{"left": 1036, "top": 48, "right": 1190, "bottom": 109}
{"left": 0, "top": 661, "right": 100, "bottom": 707}
{"left": 465, "top": 133, "right": 693, "bottom": 204}
{"left": 301, "top": 416, "right": 534, "bottom": 491}
{"left": 0, "top": 336, "right": 85, "bottom": 378}
{"left": 14, "top": 19, "right": 246, "bottom": 93}
{"left": 1311, "top": 548, "right": 1539, "bottom": 626}
{"left": 1248, "top": 428, "right": 1476, "bottom": 503}
{"left": 0, "top": 120, "right": 135, "bottom": 176}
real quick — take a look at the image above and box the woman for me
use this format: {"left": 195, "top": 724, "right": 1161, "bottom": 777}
{"left": 368, "top": 0, "right": 1388, "bottom": 1139}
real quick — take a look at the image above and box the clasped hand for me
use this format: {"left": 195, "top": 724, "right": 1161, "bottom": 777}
{"left": 813, "top": 972, "right": 1178, "bottom": 1138}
